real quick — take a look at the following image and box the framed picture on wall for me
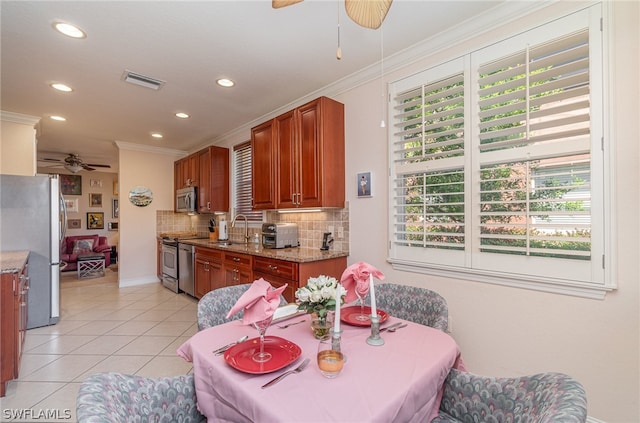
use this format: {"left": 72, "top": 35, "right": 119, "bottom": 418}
{"left": 357, "top": 172, "right": 372, "bottom": 197}
{"left": 67, "top": 218, "right": 81, "bottom": 229}
{"left": 90, "top": 179, "right": 102, "bottom": 188}
{"left": 64, "top": 198, "right": 78, "bottom": 213}
{"left": 87, "top": 212, "right": 104, "bottom": 229}
{"left": 112, "top": 198, "right": 119, "bottom": 218}
{"left": 89, "top": 193, "right": 103, "bottom": 207}
{"left": 60, "top": 174, "right": 82, "bottom": 195}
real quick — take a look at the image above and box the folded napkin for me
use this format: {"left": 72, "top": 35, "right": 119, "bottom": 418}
{"left": 226, "top": 278, "right": 287, "bottom": 325}
{"left": 340, "top": 262, "right": 385, "bottom": 303}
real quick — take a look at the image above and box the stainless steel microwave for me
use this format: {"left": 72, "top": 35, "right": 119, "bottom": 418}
{"left": 176, "top": 186, "right": 197, "bottom": 213}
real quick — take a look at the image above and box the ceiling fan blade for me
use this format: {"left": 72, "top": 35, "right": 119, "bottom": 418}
{"left": 81, "top": 163, "right": 96, "bottom": 171}
{"left": 85, "top": 163, "right": 111, "bottom": 168}
{"left": 40, "top": 157, "right": 63, "bottom": 162}
{"left": 272, "top": 0, "right": 303, "bottom": 9}
{"left": 345, "top": 0, "right": 392, "bottom": 29}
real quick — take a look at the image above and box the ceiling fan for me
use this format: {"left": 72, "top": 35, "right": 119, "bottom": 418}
{"left": 39, "top": 153, "right": 111, "bottom": 173}
{"left": 272, "top": 0, "right": 392, "bottom": 30}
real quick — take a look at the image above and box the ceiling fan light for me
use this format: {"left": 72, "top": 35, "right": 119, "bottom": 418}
{"left": 65, "top": 163, "right": 83, "bottom": 173}
{"left": 345, "top": 0, "right": 392, "bottom": 30}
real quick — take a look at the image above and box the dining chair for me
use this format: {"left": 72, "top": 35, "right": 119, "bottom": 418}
{"left": 369, "top": 283, "right": 449, "bottom": 332}
{"left": 197, "top": 283, "right": 288, "bottom": 331}
{"left": 431, "top": 368, "right": 588, "bottom": 423}
{"left": 76, "top": 372, "right": 205, "bottom": 423}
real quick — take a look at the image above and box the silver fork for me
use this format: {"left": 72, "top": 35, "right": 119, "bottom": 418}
{"left": 261, "top": 358, "right": 310, "bottom": 389}
{"left": 276, "top": 319, "right": 305, "bottom": 329}
{"left": 387, "top": 323, "right": 408, "bottom": 332}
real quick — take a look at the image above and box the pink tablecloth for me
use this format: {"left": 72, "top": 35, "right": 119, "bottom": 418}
{"left": 178, "top": 314, "right": 464, "bottom": 423}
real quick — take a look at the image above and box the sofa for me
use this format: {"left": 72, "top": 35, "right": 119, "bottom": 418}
{"left": 61, "top": 235, "right": 111, "bottom": 272}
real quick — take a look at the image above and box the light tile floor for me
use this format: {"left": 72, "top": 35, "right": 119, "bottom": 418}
{"left": 1, "top": 268, "right": 198, "bottom": 422}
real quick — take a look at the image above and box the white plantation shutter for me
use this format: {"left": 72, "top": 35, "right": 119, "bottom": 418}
{"left": 389, "top": 6, "right": 605, "bottom": 288}
{"left": 233, "top": 142, "right": 263, "bottom": 222}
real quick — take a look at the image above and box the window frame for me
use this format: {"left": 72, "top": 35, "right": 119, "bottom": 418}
{"left": 387, "top": 4, "right": 614, "bottom": 300}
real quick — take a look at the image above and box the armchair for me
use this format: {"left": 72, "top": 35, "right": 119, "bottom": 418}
{"left": 61, "top": 234, "right": 111, "bottom": 272}
{"left": 432, "top": 369, "right": 587, "bottom": 423}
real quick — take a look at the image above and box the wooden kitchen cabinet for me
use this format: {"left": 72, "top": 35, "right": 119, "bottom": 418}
{"left": 224, "top": 251, "right": 253, "bottom": 286}
{"left": 175, "top": 152, "right": 199, "bottom": 190}
{"left": 253, "top": 255, "right": 347, "bottom": 303}
{"left": 198, "top": 146, "right": 230, "bottom": 213}
{"left": 194, "top": 248, "right": 223, "bottom": 299}
{"left": 251, "top": 119, "right": 277, "bottom": 210}
{"left": 1, "top": 256, "right": 28, "bottom": 397}
{"left": 251, "top": 96, "right": 345, "bottom": 210}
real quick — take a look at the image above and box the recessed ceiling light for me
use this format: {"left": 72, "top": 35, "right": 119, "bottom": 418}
{"left": 151, "top": 133, "right": 163, "bottom": 139}
{"left": 175, "top": 112, "right": 190, "bottom": 119}
{"left": 51, "top": 83, "right": 73, "bottom": 92}
{"left": 50, "top": 115, "right": 66, "bottom": 121}
{"left": 216, "top": 78, "right": 235, "bottom": 88}
{"left": 52, "top": 21, "right": 87, "bottom": 39}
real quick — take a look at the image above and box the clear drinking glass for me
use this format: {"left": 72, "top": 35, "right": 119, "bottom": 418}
{"left": 354, "top": 285, "right": 370, "bottom": 322}
{"left": 251, "top": 315, "right": 273, "bottom": 363}
{"left": 317, "top": 336, "right": 344, "bottom": 378}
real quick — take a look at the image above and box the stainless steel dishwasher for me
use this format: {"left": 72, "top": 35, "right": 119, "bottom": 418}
{"left": 178, "top": 243, "right": 195, "bottom": 297}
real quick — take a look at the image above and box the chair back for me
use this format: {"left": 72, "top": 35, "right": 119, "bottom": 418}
{"left": 76, "top": 372, "right": 205, "bottom": 422}
{"left": 435, "top": 369, "right": 588, "bottom": 423}
{"left": 369, "top": 283, "right": 448, "bottom": 332}
{"left": 197, "top": 284, "right": 287, "bottom": 331}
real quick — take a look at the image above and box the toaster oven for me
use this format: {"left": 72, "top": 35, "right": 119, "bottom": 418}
{"left": 262, "top": 223, "right": 299, "bottom": 249}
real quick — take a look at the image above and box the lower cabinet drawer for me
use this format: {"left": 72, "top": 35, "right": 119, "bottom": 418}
{"left": 253, "top": 257, "right": 297, "bottom": 280}
{"left": 253, "top": 271, "right": 296, "bottom": 303}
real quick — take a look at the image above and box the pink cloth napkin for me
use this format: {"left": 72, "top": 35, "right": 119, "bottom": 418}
{"left": 340, "top": 261, "right": 385, "bottom": 302}
{"left": 225, "top": 278, "right": 286, "bottom": 325}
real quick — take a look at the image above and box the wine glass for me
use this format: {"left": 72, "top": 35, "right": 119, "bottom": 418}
{"left": 354, "top": 283, "right": 370, "bottom": 322}
{"left": 251, "top": 315, "right": 273, "bottom": 363}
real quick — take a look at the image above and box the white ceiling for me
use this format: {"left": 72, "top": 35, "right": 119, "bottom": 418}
{"left": 1, "top": 0, "right": 505, "bottom": 174}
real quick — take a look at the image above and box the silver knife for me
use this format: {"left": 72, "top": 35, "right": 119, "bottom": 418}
{"left": 213, "top": 335, "right": 249, "bottom": 355}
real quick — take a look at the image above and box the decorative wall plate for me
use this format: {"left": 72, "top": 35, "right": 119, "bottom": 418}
{"left": 128, "top": 185, "right": 153, "bottom": 207}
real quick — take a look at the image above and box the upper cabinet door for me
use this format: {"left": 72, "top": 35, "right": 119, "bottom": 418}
{"left": 251, "top": 119, "right": 277, "bottom": 210}
{"left": 275, "top": 110, "right": 297, "bottom": 208}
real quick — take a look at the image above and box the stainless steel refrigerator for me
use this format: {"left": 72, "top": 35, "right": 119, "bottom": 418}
{"left": 0, "top": 174, "right": 65, "bottom": 328}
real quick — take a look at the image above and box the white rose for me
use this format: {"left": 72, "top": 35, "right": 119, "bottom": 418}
{"left": 310, "top": 290, "right": 323, "bottom": 303}
{"left": 320, "top": 286, "right": 333, "bottom": 300}
{"left": 296, "top": 288, "right": 311, "bottom": 302}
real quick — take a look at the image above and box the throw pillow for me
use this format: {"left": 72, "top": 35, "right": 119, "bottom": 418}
{"left": 72, "top": 239, "right": 95, "bottom": 255}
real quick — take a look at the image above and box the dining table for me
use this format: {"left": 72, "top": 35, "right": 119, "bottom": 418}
{"left": 177, "top": 311, "right": 465, "bottom": 423}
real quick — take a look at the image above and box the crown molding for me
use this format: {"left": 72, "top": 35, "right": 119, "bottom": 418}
{"left": 1, "top": 110, "right": 40, "bottom": 126}
{"left": 114, "top": 140, "right": 187, "bottom": 158}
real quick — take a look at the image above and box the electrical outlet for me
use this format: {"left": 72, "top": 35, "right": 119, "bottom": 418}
{"left": 337, "top": 226, "right": 344, "bottom": 239}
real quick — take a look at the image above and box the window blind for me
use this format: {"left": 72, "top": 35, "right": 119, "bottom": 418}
{"left": 233, "top": 141, "right": 263, "bottom": 222}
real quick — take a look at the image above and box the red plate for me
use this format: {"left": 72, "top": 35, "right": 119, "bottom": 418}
{"left": 224, "top": 336, "right": 301, "bottom": 374}
{"left": 340, "top": 306, "right": 389, "bottom": 327}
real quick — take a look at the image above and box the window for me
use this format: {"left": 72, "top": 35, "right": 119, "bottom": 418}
{"left": 388, "top": 5, "right": 609, "bottom": 297}
{"left": 233, "top": 141, "right": 263, "bottom": 222}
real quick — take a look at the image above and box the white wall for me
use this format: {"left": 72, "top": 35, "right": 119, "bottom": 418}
{"left": 117, "top": 142, "right": 184, "bottom": 287}
{"left": 329, "top": 2, "right": 639, "bottom": 422}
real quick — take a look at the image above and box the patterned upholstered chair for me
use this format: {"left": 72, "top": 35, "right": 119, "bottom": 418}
{"left": 76, "top": 372, "right": 205, "bottom": 423}
{"left": 368, "top": 283, "right": 449, "bottom": 332}
{"left": 431, "top": 369, "right": 588, "bottom": 423}
{"left": 197, "top": 283, "right": 288, "bottom": 331}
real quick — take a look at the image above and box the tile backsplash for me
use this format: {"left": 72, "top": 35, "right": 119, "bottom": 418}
{"left": 156, "top": 203, "right": 349, "bottom": 252}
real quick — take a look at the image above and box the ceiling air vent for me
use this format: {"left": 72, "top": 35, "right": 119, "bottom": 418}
{"left": 122, "top": 70, "right": 165, "bottom": 90}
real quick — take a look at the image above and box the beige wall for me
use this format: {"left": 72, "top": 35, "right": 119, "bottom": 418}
{"left": 329, "top": 2, "right": 638, "bottom": 422}
{"left": 0, "top": 111, "right": 39, "bottom": 176}
{"left": 117, "top": 142, "right": 184, "bottom": 287}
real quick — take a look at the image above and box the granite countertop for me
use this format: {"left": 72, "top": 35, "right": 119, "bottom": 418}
{"left": 180, "top": 238, "right": 348, "bottom": 263}
{"left": 1, "top": 250, "right": 29, "bottom": 274}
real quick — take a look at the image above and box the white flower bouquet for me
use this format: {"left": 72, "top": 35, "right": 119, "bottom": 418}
{"left": 295, "top": 275, "right": 346, "bottom": 320}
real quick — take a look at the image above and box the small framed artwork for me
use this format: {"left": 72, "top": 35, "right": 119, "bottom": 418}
{"left": 60, "top": 174, "right": 82, "bottom": 195}
{"left": 87, "top": 212, "right": 104, "bottom": 229}
{"left": 112, "top": 198, "right": 119, "bottom": 218}
{"left": 357, "top": 172, "right": 372, "bottom": 197}
{"left": 64, "top": 198, "right": 78, "bottom": 213}
{"left": 113, "top": 180, "right": 118, "bottom": 196}
{"left": 108, "top": 222, "right": 119, "bottom": 231}
{"left": 67, "top": 218, "right": 81, "bottom": 229}
{"left": 90, "top": 179, "right": 102, "bottom": 188}
{"left": 89, "top": 193, "right": 103, "bottom": 207}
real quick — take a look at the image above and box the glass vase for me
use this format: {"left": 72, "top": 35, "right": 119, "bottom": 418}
{"left": 310, "top": 312, "right": 333, "bottom": 339}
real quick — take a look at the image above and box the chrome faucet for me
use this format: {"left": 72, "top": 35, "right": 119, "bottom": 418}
{"left": 231, "top": 214, "right": 250, "bottom": 243}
